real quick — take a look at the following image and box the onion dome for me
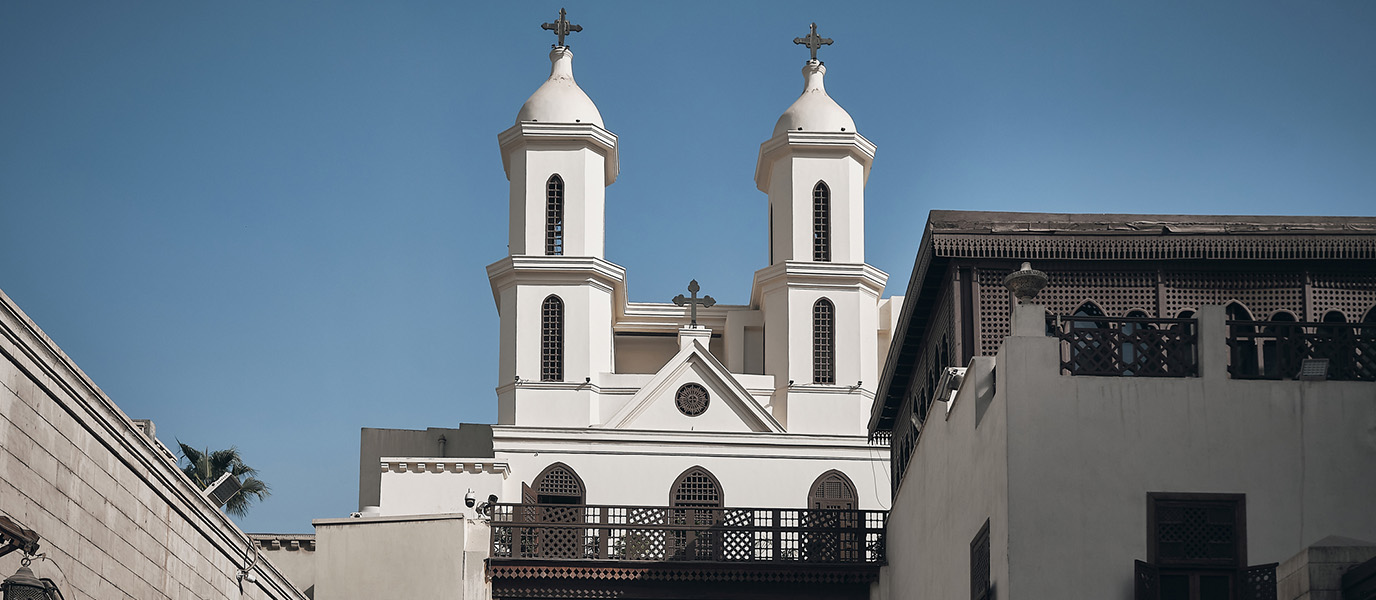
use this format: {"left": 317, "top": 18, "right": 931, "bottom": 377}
{"left": 772, "top": 59, "right": 855, "bottom": 137}
{"left": 515, "top": 47, "right": 604, "bottom": 127}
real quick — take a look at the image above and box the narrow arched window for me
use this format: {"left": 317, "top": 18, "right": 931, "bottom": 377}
{"left": 1226, "top": 302, "right": 1259, "bottom": 378}
{"left": 545, "top": 175, "right": 564, "bottom": 256}
{"left": 541, "top": 295, "right": 564, "bottom": 382}
{"left": 813, "top": 298, "right": 835, "bottom": 384}
{"left": 808, "top": 470, "right": 857, "bottom": 510}
{"left": 670, "top": 467, "right": 723, "bottom": 508}
{"left": 812, "top": 182, "right": 830, "bottom": 262}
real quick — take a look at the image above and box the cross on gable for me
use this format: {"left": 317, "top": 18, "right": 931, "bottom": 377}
{"left": 541, "top": 8, "right": 583, "bottom": 48}
{"left": 672, "top": 280, "right": 716, "bottom": 327}
{"left": 793, "top": 22, "right": 833, "bottom": 61}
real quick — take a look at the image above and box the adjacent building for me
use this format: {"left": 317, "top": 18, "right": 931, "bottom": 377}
{"left": 869, "top": 211, "right": 1376, "bottom": 600}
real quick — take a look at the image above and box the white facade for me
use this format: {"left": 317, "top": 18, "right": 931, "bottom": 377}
{"left": 373, "top": 40, "right": 899, "bottom": 520}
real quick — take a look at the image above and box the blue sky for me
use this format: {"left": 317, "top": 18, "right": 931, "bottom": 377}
{"left": 1, "top": 2, "right": 1373, "bottom": 533}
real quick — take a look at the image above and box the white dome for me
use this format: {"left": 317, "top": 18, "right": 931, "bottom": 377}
{"left": 515, "top": 47, "right": 604, "bottom": 127}
{"left": 771, "top": 60, "right": 855, "bottom": 137}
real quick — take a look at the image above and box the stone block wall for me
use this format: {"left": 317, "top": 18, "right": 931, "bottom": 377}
{"left": 0, "top": 289, "right": 305, "bottom": 600}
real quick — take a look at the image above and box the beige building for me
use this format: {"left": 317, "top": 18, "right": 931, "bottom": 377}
{"left": 0, "top": 289, "right": 307, "bottom": 599}
{"left": 869, "top": 211, "right": 1376, "bottom": 600}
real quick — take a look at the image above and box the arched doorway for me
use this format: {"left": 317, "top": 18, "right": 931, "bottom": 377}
{"left": 524, "top": 463, "right": 586, "bottom": 558}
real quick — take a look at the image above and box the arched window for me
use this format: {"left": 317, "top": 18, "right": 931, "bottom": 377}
{"left": 541, "top": 295, "right": 564, "bottom": 382}
{"left": 670, "top": 467, "right": 724, "bottom": 507}
{"left": 806, "top": 470, "right": 861, "bottom": 561}
{"left": 1226, "top": 302, "right": 1259, "bottom": 378}
{"left": 1121, "top": 310, "right": 1151, "bottom": 375}
{"left": 1067, "top": 302, "right": 1110, "bottom": 375}
{"left": 545, "top": 174, "right": 564, "bottom": 256}
{"left": 808, "top": 470, "right": 857, "bottom": 510}
{"left": 813, "top": 298, "right": 836, "bottom": 384}
{"left": 526, "top": 463, "right": 585, "bottom": 559}
{"left": 812, "top": 182, "right": 830, "bottom": 262}
{"left": 1263, "top": 311, "right": 1298, "bottom": 379}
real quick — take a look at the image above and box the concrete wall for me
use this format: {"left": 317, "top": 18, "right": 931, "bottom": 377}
{"left": 313, "top": 514, "right": 480, "bottom": 600}
{"left": 885, "top": 356, "right": 1007, "bottom": 600}
{"left": 882, "top": 303, "right": 1376, "bottom": 600}
{"left": 0, "top": 289, "right": 305, "bottom": 600}
{"left": 253, "top": 534, "right": 317, "bottom": 598}
{"left": 1003, "top": 306, "right": 1376, "bottom": 598}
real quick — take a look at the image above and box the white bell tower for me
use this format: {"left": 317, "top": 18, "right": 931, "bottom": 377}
{"left": 488, "top": 14, "right": 624, "bottom": 427}
{"left": 752, "top": 25, "right": 887, "bottom": 436}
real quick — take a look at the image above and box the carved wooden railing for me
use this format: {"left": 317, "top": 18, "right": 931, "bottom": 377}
{"left": 489, "top": 503, "right": 887, "bottom": 564}
{"left": 1228, "top": 320, "right": 1376, "bottom": 381}
{"left": 1047, "top": 315, "right": 1199, "bottom": 377}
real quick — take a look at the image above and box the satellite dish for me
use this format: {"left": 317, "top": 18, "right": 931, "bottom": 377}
{"left": 203, "top": 472, "right": 242, "bottom": 508}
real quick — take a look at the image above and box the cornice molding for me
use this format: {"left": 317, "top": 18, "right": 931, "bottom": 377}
{"left": 498, "top": 122, "right": 619, "bottom": 184}
{"left": 379, "top": 458, "right": 511, "bottom": 476}
{"left": 755, "top": 131, "right": 877, "bottom": 192}
{"left": 930, "top": 232, "right": 1376, "bottom": 261}
{"left": 486, "top": 256, "right": 628, "bottom": 307}
{"left": 751, "top": 261, "right": 888, "bottom": 304}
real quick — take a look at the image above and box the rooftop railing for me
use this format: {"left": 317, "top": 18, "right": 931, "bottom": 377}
{"left": 1228, "top": 320, "right": 1375, "bottom": 381}
{"left": 1046, "top": 315, "right": 1199, "bottom": 377}
{"left": 489, "top": 503, "right": 887, "bottom": 565}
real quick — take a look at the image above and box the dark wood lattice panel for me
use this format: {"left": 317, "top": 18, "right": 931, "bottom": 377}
{"left": 541, "top": 296, "right": 564, "bottom": 382}
{"left": 1049, "top": 316, "right": 1199, "bottom": 377}
{"left": 490, "top": 504, "right": 887, "bottom": 564}
{"left": 1164, "top": 272, "right": 1303, "bottom": 319}
{"left": 537, "top": 465, "right": 582, "bottom": 498}
{"left": 1239, "top": 563, "right": 1278, "bottom": 600}
{"left": 971, "top": 520, "right": 991, "bottom": 600}
{"left": 1154, "top": 501, "right": 1240, "bottom": 566}
{"left": 545, "top": 175, "right": 564, "bottom": 256}
{"left": 813, "top": 182, "right": 830, "bottom": 262}
{"left": 1310, "top": 274, "right": 1376, "bottom": 322}
{"left": 672, "top": 469, "right": 723, "bottom": 507}
{"left": 814, "top": 299, "right": 836, "bottom": 384}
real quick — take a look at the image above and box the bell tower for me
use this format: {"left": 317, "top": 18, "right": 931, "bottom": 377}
{"left": 488, "top": 10, "right": 623, "bottom": 427}
{"left": 753, "top": 24, "right": 887, "bottom": 436}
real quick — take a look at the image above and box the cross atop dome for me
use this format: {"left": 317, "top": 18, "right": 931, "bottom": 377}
{"left": 793, "top": 22, "right": 833, "bottom": 62}
{"left": 541, "top": 8, "right": 582, "bottom": 48}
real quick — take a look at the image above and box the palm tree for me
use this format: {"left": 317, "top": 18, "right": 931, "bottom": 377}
{"left": 178, "top": 443, "right": 271, "bottom": 518}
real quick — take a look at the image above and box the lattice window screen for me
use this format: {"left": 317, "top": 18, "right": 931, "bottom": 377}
{"left": 1164, "top": 272, "right": 1302, "bottom": 319}
{"left": 537, "top": 466, "right": 581, "bottom": 498}
{"left": 1311, "top": 274, "right": 1376, "bottom": 322}
{"left": 814, "top": 299, "right": 836, "bottom": 384}
{"left": 545, "top": 175, "right": 564, "bottom": 256}
{"left": 971, "top": 520, "right": 991, "bottom": 600}
{"left": 813, "top": 182, "right": 830, "bottom": 262}
{"left": 541, "top": 296, "right": 564, "bottom": 382}
{"left": 672, "top": 468, "right": 722, "bottom": 507}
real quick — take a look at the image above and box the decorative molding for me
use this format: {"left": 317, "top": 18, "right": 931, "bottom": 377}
{"left": 379, "top": 458, "right": 511, "bottom": 476}
{"left": 489, "top": 561, "right": 881, "bottom": 584}
{"left": 932, "top": 233, "right": 1376, "bottom": 262}
{"left": 497, "top": 122, "right": 619, "bottom": 184}
{"left": 755, "top": 131, "right": 877, "bottom": 191}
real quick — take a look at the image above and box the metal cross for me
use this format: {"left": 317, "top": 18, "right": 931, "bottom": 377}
{"left": 793, "top": 22, "right": 833, "bottom": 61}
{"left": 672, "top": 280, "right": 716, "bottom": 327}
{"left": 541, "top": 8, "right": 582, "bottom": 48}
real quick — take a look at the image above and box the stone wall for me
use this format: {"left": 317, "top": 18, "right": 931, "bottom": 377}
{"left": 0, "top": 289, "right": 305, "bottom": 599}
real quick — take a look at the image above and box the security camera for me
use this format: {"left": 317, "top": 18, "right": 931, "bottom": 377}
{"left": 464, "top": 489, "right": 476, "bottom": 508}
{"left": 244, "top": 571, "right": 258, "bottom": 584}
{"left": 477, "top": 494, "right": 500, "bottom": 517}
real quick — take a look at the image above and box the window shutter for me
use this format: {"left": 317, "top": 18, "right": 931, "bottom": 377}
{"left": 1239, "top": 563, "right": 1278, "bottom": 600}
{"left": 1134, "top": 560, "right": 1160, "bottom": 600}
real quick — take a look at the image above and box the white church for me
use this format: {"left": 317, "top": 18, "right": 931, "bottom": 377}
{"left": 277, "top": 14, "right": 901, "bottom": 600}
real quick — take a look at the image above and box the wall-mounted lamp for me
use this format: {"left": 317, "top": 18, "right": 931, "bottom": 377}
{"left": 3, "top": 556, "right": 65, "bottom": 600}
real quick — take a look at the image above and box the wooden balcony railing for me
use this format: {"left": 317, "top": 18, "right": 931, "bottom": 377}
{"left": 1047, "top": 315, "right": 1199, "bottom": 377}
{"left": 1228, "top": 320, "right": 1376, "bottom": 381}
{"left": 489, "top": 503, "right": 887, "bottom": 564}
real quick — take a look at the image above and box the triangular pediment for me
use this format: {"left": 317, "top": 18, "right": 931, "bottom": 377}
{"left": 602, "top": 340, "right": 783, "bottom": 433}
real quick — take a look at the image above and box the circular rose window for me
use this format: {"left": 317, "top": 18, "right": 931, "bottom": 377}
{"left": 675, "top": 383, "right": 710, "bottom": 417}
